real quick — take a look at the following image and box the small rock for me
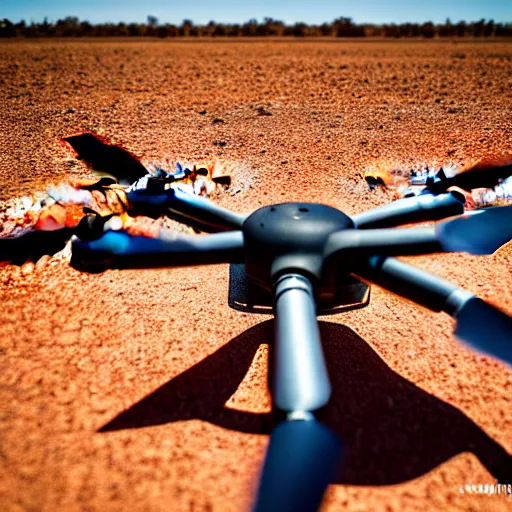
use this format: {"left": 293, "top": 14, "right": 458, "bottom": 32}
{"left": 199, "top": 109, "right": 207, "bottom": 115}
{"left": 19, "top": 464, "right": 38, "bottom": 480}
{"left": 65, "top": 108, "right": 75, "bottom": 114}
{"left": 212, "top": 118, "right": 224, "bottom": 124}
{"left": 21, "top": 262, "right": 34, "bottom": 275}
{"left": 213, "top": 141, "right": 227, "bottom": 147}
{"left": 35, "top": 254, "right": 51, "bottom": 271}
{"left": 256, "top": 106, "right": 272, "bottom": 116}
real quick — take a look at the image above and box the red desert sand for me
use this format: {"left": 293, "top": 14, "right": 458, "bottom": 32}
{"left": 1, "top": 39, "right": 512, "bottom": 511}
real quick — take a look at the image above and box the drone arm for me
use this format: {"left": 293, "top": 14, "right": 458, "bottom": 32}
{"left": 354, "top": 255, "right": 472, "bottom": 314}
{"left": 325, "top": 226, "right": 443, "bottom": 261}
{"left": 328, "top": 202, "right": 512, "bottom": 260}
{"left": 127, "top": 188, "right": 246, "bottom": 233}
{"left": 353, "top": 256, "right": 512, "bottom": 366}
{"left": 253, "top": 274, "right": 339, "bottom": 512}
{"left": 70, "top": 230, "right": 244, "bottom": 273}
{"left": 351, "top": 192, "right": 464, "bottom": 229}
{"left": 272, "top": 274, "right": 331, "bottom": 412}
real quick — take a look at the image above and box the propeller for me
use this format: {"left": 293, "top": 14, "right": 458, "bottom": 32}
{"left": 436, "top": 206, "right": 512, "bottom": 255}
{"left": 62, "top": 133, "right": 148, "bottom": 186}
{"left": 454, "top": 297, "right": 512, "bottom": 366}
{"left": 253, "top": 418, "right": 342, "bottom": 512}
{"left": 426, "top": 155, "right": 512, "bottom": 195}
{"left": 0, "top": 229, "right": 72, "bottom": 265}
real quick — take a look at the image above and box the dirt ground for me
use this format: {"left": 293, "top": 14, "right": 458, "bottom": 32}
{"left": 1, "top": 39, "right": 512, "bottom": 512}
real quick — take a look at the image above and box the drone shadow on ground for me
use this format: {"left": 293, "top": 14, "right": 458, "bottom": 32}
{"left": 99, "top": 320, "right": 512, "bottom": 486}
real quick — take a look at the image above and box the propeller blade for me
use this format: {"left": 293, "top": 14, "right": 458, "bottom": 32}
{"left": 253, "top": 419, "right": 342, "bottom": 512}
{"left": 62, "top": 133, "right": 148, "bottom": 186}
{"left": 0, "top": 230, "right": 72, "bottom": 264}
{"left": 437, "top": 206, "right": 512, "bottom": 255}
{"left": 426, "top": 155, "right": 512, "bottom": 195}
{"left": 454, "top": 297, "right": 512, "bottom": 366}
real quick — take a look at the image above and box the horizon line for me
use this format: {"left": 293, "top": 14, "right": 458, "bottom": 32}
{"left": 4, "top": 16, "right": 511, "bottom": 26}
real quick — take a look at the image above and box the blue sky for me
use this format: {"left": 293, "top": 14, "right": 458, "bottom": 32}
{"left": 3, "top": 0, "right": 511, "bottom": 25}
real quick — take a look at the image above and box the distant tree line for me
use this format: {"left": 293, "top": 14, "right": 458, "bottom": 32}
{"left": 1, "top": 16, "right": 511, "bottom": 38}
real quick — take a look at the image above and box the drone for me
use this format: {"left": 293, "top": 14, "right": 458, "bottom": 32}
{"left": 2, "top": 134, "right": 511, "bottom": 511}
{"left": 69, "top": 171, "right": 512, "bottom": 512}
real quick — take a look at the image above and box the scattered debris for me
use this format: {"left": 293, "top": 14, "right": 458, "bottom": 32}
{"left": 34, "top": 254, "right": 51, "bottom": 271}
{"left": 0, "top": 133, "right": 238, "bottom": 266}
{"left": 363, "top": 155, "right": 512, "bottom": 209}
{"left": 364, "top": 167, "right": 411, "bottom": 190}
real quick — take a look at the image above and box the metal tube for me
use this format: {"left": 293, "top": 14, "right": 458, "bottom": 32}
{"left": 70, "top": 230, "right": 245, "bottom": 272}
{"left": 324, "top": 226, "right": 442, "bottom": 261}
{"left": 170, "top": 188, "right": 246, "bottom": 230}
{"left": 355, "top": 256, "right": 473, "bottom": 315}
{"left": 127, "top": 188, "right": 246, "bottom": 233}
{"left": 351, "top": 192, "right": 464, "bottom": 229}
{"left": 272, "top": 274, "right": 331, "bottom": 413}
